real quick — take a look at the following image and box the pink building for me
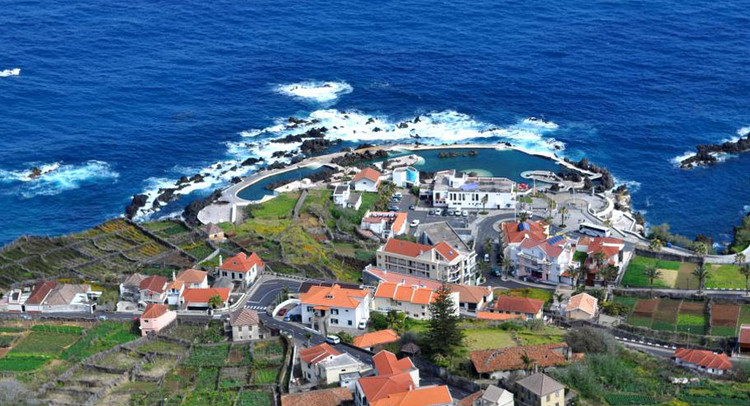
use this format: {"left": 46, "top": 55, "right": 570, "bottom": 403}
{"left": 139, "top": 303, "right": 177, "bottom": 336}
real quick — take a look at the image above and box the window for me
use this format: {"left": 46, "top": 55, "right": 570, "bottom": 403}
{"left": 348, "top": 320, "right": 353, "bottom": 326}
{"left": 307, "top": 306, "right": 313, "bottom": 312}
{"left": 331, "top": 318, "right": 339, "bottom": 324}
{"left": 331, "top": 309, "right": 339, "bottom": 315}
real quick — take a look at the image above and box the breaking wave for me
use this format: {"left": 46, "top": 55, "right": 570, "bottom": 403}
{"left": 274, "top": 81, "right": 353, "bottom": 103}
{"left": 0, "top": 68, "right": 20, "bottom": 77}
{"left": 0, "top": 161, "right": 119, "bottom": 198}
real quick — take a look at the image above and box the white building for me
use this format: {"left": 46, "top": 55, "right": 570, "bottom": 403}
{"left": 392, "top": 166, "right": 420, "bottom": 188}
{"left": 166, "top": 269, "right": 209, "bottom": 306}
{"left": 218, "top": 252, "right": 264, "bottom": 285}
{"left": 300, "top": 284, "right": 371, "bottom": 331}
{"left": 372, "top": 281, "right": 459, "bottom": 320}
{"left": 672, "top": 349, "right": 732, "bottom": 375}
{"left": 514, "top": 235, "right": 575, "bottom": 284}
{"left": 360, "top": 211, "right": 408, "bottom": 239}
{"left": 333, "top": 184, "right": 363, "bottom": 210}
{"left": 575, "top": 236, "right": 626, "bottom": 285}
{"left": 7, "top": 281, "right": 101, "bottom": 314}
{"left": 226, "top": 308, "right": 269, "bottom": 341}
{"left": 430, "top": 170, "right": 516, "bottom": 210}
{"left": 300, "top": 343, "right": 370, "bottom": 385}
{"left": 353, "top": 168, "right": 382, "bottom": 192}
{"left": 376, "top": 238, "right": 479, "bottom": 285}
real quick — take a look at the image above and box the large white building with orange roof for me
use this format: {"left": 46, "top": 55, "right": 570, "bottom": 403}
{"left": 166, "top": 268, "right": 209, "bottom": 306}
{"left": 376, "top": 238, "right": 479, "bottom": 285}
{"left": 353, "top": 167, "right": 382, "bottom": 192}
{"left": 299, "top": 284, "right": 371, "bottom": 330}
{"left": 372, "top": 280, "right": 459, "bottom": 320}
{"left": 219, "top": 252, "right": 264, "bottom": 285}
{"left": 501, "top": 220, "right": 576, "bottom": 284}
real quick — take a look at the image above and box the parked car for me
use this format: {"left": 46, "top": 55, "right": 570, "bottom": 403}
{"left": 389, "top": 205, "right": 400, "bottom": 211}
{"left": 435, "top": 209, "right": 444, "bottom": 216}
{"left": 97, "top": 314, "right": 108, "bottom": 321}
{"left": 484, "top": 253, "right": 490, "bottom": 262}
{"left": 277, "top": 308, "right": 288, "bottom": 317}
{"left": 409, "top": 205, "right": 415, "bottom": 210}
{"left": 410, "top": 219, "right": 420, "bottom": 227}
{"left": 491, "top": 267, "right": 502, "bottom": 277}
{"left": 357, "top": 320, "right": 367, "bottom": 330}
{"left": 428, "top": 209, "right": 436, "bottom": 215}
{"left": 393, "top": 192, "right": 402, "bottom": 199}
{"left": 462, "top": 210, "right": 468, "bottom": 217}
{"left": 325, "top": 335, "right": 341, "bottom": 345}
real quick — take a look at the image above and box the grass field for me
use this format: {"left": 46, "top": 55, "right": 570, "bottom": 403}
{"left": 621, "top": 256, "right": 681, "bottom": 288}
{"left": 705, "top": 264, "right": 745, "bottom": 289}
{"left": 494, "top": 287, "right": 553, "bottom": 305}
{"left": 464, "top": 328, "right": 516, "bottom": 351}
{"left": 250, "top": 192, "right": 299, "bottom": 219}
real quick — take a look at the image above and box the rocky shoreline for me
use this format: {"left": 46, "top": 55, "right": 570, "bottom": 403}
{"left": 679, "top": 133, "right": 750, "bottom": 169}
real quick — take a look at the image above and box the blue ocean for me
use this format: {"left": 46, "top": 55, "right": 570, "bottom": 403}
{"left": 1, "top": 0, "right": 749, "bottom": 246}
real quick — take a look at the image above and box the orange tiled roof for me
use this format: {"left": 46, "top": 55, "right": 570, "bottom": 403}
{"left": 352, "top": 329, "right": 400, "bottom": 348}
{"left": 25, "top": 281, "right": 58, "bottom": 305}
{"left": 673, "top": 349, "right": 732, "bottom": 370}
{"left": 476, "top": 312, "right": 523, "bottom": 321}
{"left": 353, "top": 167, "right": 381, "bottom": 183}
{"left": 371, "top": 385, "right": 453, "bottom": 406}
{"left": 175, "top": 268, "right": 207, "bottom": 284}
{"left": 383, "top": 239, "right": 434, "bottom": 258}
{"left": 375, "top": 282, "right": 435, "bottom": 305}
{"left": 366, "top": 267, "right": 488, "bottom": 305}
{"left": 566, "top": 293, "right": 598, "bottom": 316}
{"left": 470, "top": 343, "right": 571, "bottom": 373}
{"left": 359, "top": 373, "right": 415, "bottom": 403}
{"left": 220, "top": 252, "right": 264, "bottom": 273}
{"left": 141, "top": 303, "right": 170, "bottom": 319}
{"left": 373, "top": 350, "right": 414, "bottom": 376}
{"left": 502, "top": 221, "right": 548, "bottom": 244}
{"left": 433, "top": 242, "right": 460, "bottom": 261}
{"left": 300, "top": 284, "right": 370, "bottom": 309}
{"left": 299, "top": 343, "right": 341, "bottom": 365}
{"left": 586, "top": 237, "right": 624, "bottom": 259}
{"left": 139, "top": 276, "right": 168, "bottom": 294}
{"left": 181, "top": 288, "right": 230, "bottom": 304}
{"left": 457, "top": 391, "right": 482, "bottom": 406}
{"left": 493, "top": 296, "right": 544, "bottom": 314}
{"left": 281, "top": 387, "right": 352, "bottom": 406}
{"left": 450, "top": 285, "right": 492, "bottom": 304}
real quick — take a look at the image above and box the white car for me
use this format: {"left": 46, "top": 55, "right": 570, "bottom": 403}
{"left": 484, "top": 253, "right": 490, "bottom": 262}
{"left": 358, "top": 320, "right": 367, "bottom": 330}
{"left": 325, "top": 335, "right": 341, "bottom": 345}
{"left": 462, "top": 210, "right": 468, "bottom": 217}
{"left": 410, "top": 219, "right": 420, "bottom": 227}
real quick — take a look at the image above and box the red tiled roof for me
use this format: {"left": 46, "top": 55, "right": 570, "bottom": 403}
{"left": 371, "top": 385, "right": 453, "bottom": 406}
{"left": 457, "top": 391, "right": 482, "bottom": 406}
{"left": 25, "top": 281, "right": 58, "bottom": 305}
{"left": 181, "top": 288, "right": 230, "bottom": 305}
{"left": 470, "top": 343, "right": 571, "bottom": 373}
{"left": 220, "top": 252, "right": 263, "bottom": 273}
{"left": 353, "top": 329, "right": 400, "bottom": 348}
{"left": 586, "top": 237, "right": 624, "bottom": 259}
{"left": 450, "top": 284, "right": 492, "bottom": 304}
{"left": 433, "top": 242, "right": 460, "bottom": 261}
{"left": 373, "top": 350, "right": 414, "bottom": 376}
{"left": 139, "top": 276, "right": 168, "bottom": 294}
{"left": 281, "top": 388, "right": 352, "bottom": 406}
{"left": 383, "top": 238, "right": 434, "bottom": 258}
{"left": 375, "top": 282, "right": 436, "bottom": 305}
{"left": 353, "top": 167, "right": 381, "bottom": 183}
{"left": 300, "top": 284, "right": 370, "bottom": 309}
{"left": 739, "top": 324, "right": 750, "bottom": 344}
{"left": 299, "top": 343, "right": 341, "bottom": 365}
{"left": 476, "top": 312, "right": 523, "bottom": 321}
{"left": 519, "top": 236, "right": 568, "bottom": 258}
{"left": 673, "top": 348, "right": 732, "bottom": 370}
{"left": 141, "top": 303, "right": 170, "bottom": 319}
{"left": 502, "top": 221, "right": 547, "bottom": 244}
{"left": 493, "top": 296, "right": 544, "bottom": 314}
{"left": 358, "top": 374, "right": 415, "bottom": 403}
{"left": 175, "top": 268, "right": 207, "bottom": 284}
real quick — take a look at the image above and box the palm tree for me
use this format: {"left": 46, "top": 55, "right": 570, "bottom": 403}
{"left": 481, "top": 194, "right": 488, "bottom": 212}
{"left": 593, "top": 252, "right": 606, "bottom": 268}
{"left": 692, "top": 263, "right": 710, "bottom": 294}
{"left": 520, "top": 352, "right": 535, "bottom": 372}
{"left": 501, "top": 257, "right": 512, "bottom": 278}
{"left": 598, "top": 264, "right": 619, "bottom": 287}
{"left": 567, "top": 265, "right": 583, "bottom": 287}
{"left": 739, "top": 264, "right": 750, "bottom": 296}
{"left": 649, "top": 239, "right": 663, "bottom": 252}
{"left": 643, "top": 265, "right": 662, "bottom": 297}
{"left": 554, "top": 293, "right": 565, "bottom": 305}
{"left": 559, "top": 206, "right": 568, "bottom": 227}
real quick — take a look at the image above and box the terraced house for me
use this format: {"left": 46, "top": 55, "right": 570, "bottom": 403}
{"left": 372, "top": 281, "right": 459, "bottom": 320}
{"left": 376, "top": 238, "right": 479, "bottom": 285}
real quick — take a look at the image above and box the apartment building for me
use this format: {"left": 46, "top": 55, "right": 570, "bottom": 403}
{"left": 376, "top": 238, "right": 479, "bottom": 285}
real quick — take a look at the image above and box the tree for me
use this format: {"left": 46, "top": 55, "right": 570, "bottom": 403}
{"left": 97, "top": 290, "right": 119, "bottom": 310}
{"left": 649, "top": 239, "right": 663, "bottom": 252}
{"left": 592, "top": 252, "right": 606, "bottom": 268}
{"left": 598, "top": 264, "right": 619, "bottom": 287}
{"left": 520, "top": 352, "right": 535, "bottom": 372}
{"left": 693, "top": 242, "right": 708, "bottom": 258}
{"left": 567, "top": 265, "right": 584, "bottom": 287}
{"left": 386, "top": 310, "right": 406, "bottom": 334}
{"left": 208, "top": 295, "right": 224, "bottom": 309}
{"left": 565, "top": 327, "right": 617, "bottom": 354}
{"left": 519, "top": 211, "right": 531, "bottom": 222}
{"left": 555, "top": 293, "right": 565, "bottom": 305}
{"left": 739, "top": 264, "right": 750, "bottom": 297}
{"left": 736, "top": 253, "right": 747, "bottom": 268}
{"left": 559, "top": 206, "right": 568, "bottom": 227}
{"left": 643, "top": 265, "right": 662, "bottom": 297}
{"left": 425, "top": 284, "right": 463, "bottom": 357}
{"left": 481, "top": 194, "right": 489, "bottom": 212}
{"left": 0, "top": 379, "right": 39, "bottom": 406}
{"left": 692, "top": 263, "right": 710, "bottom": 294}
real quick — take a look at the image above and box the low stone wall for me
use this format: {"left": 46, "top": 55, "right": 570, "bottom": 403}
{"left": 634, "top": 247, "right": 700, "bottom": 263}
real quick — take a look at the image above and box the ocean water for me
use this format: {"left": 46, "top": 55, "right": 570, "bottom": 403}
{"left": 1, "top": 0, "right": 749, "bottom": 246}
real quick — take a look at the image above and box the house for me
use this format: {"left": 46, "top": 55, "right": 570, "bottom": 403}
{"left": 41, "top": 284, "right": 100, "bottom": 313}
{"left": 353, "top": 168, "right": 382, "bottom": 192}
{"left": 120, "top": 273, "right": 146, "bottom": 301}
{"left": 360, "top": 211, "right": 408, "bottom": 239}
{"left": 392, "top": 166, "right": 420, "bottom": 188}
{"left": 372, "top": 281, "right": 459, "bottom": 320}
{"left": 430, "top": 170, "right": 516, "bottom": 210}
{"left": 739, "top": 324, "right": 750, "bottom": 354}
{"left": 470, "top": 343, "right": 574, "bottom": 379}
{"left": 11, "top": 281, "right": 57, "bottom": 313}
{"left": 181, "top": 288, "right": 230, "bottom": 311}
{"left": 416, "top": 222, "right": 473, "bottom": 257}
{"left": 513, "top": 235, "right": 575, "bottom": 284}
{"left": 333, "top": 184, "right": 363, "bottom": 210}
{"left": 300, "top": 343, "right": 370, "bottom": 385}
{"left": 281, "top": 388, "right": 353, "bottom": 406}
{"left": 459, "top": 385, "right": 515, "bottom": 406}
{"left": 363, "top": 266, "right": 491, "bottom": 313}
{"left": 139, "top": 303, "right": 176, "bottom": 336}
{"left": 352, "top": 329, "right": 400, "bottom": 351}
{"left": 376, "top": 238, "right": 479, "bottom": 285}
{"left": 227, "top": 308, "right": 269, "bottom": 341}
{"left": 204, "top": 222, "right": 225, "bottom": 242}
{"left": 355, "top": 350, "right": 421, "bottom": 406}
{"left": 167, "top": 269, "right": 209, "bottom": 306}
{"left": 6, "top": 287, "right": 30, "bottom": 312}
{"left": 564, "top": 293, "right": 598, "bottom": 320}
{"left": 300, "top": 284, "right": 371, "bottom": 332}
{"left": 491, "top": 296, "right": 544, "bottom": 320}
{"left": 219, "top": 252, "right": 264, "bottom": 285}
{"left": 370, "top": 386, "right": 453, "bottom": 406}
{"left": 139, "top": 275, "right": 169, "bottom": 304}
{"left": 575, "top": 237, "right": 625, "bottom": 286}
{"left": 672, "top": 348, "right": 732, "bottom": 375}
{"left": 515, "top": 373, "right": 566, "bottom": 406}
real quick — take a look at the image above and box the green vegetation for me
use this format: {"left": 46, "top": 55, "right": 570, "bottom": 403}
{"left": 621, "top": 256, "right": 681, "bottom": 288}
{"left": 185, "top": 344, "right": 230, "bottom": 367}
{"left": 705, "top": 264, "right": 744, "bottom": 289}
{"left": 246, "top": 192, "right": 299, "bottom": 219}
{"left": 61, "top": 321, "right": 139, "bottom": 362}
{"left": 730, "top": 214, "right": 750, "bottom": 253}
{"left": 494, "top": 287, "right": 553, "bottom": 305}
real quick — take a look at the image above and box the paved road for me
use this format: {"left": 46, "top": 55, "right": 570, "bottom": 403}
{"left": 245, "top": 278, "right": 302, "bottom": 310}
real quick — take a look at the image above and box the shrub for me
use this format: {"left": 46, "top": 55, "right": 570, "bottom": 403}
{"left": 565, "top": 327, "right": 617, "bottom": 354}
{"left": 601, "top": 301, "right": 631, "bottom": 316}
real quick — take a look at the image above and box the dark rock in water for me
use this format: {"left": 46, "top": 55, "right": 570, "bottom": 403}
{"left": 183, "top": 189, "right": 223, "bottom": 225}
{"left": 355, "top": 143, "right": 374, "bottom": 150}
{"left": 372, "top": 127, "right": 382, "bottom": 132}
{"left": 438, "top": 150, "right": 478, "bottom": 159}
{"left": 177, "top": 176, "right": 190, "bottom": 185}
{"left": 189, "top": 174, "right": 204, "bottom": 183}
{"left": 331, "top": 149, "right": 388, "bottom": 167}
{"left": 680, "top": 133, "right": 750, "bottom": 168}
{"left": 300, "top": 138, "right": 338, "bottom": 154}
{"left": 411, "top": 133, "right": 421, "bottom": 139}
{"left": 397, "top": 122, "right": 409, "bottom": 129}
{"left": 290, "top": 155, "right": 305, "bottom": 164}
{"left": 288, "top": 116, "right": 306, "bottom": 125}
{"left": 231, "top": 176, "right": 242, "bottom": 184}
{"left": 242, "top": 157, "right": 262, "bottom": 166}
{"left": 366, "top": 118, "right": 375, "bottom": 125}
{"left": 413, "top": 116, "right": 421, "bottom": 123}
{"left": 272, "top": 127, "right": 328, "bottom": 144}
{"left": 156, "top": 188, "right": 176, "bottom": 203}
{"left": 125, "top": 194, "right": 148, "bottom": 219}
{"left": 267, "top": 161, "right": 287, "bottom": 170}
{"left": 272, "top": 151, "right": 287, "bottom": 158}
{"left": 216, "top": 164, "right": 222, "bottom": 170}
{"left": 503, "top": 142, "right": 512, "bottom": 147}
{"left": 29, "top": 167, "right": 43, "bottom": 179}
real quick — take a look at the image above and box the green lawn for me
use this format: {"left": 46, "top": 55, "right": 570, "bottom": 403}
{"left": 250, "top": 192, "right": 299, "bottom": 219}
{"left": 621, "top": 256, "right": 681, "bottom": 288}
{"left": 517, "top": 326, "right": 565, "bottom": 346}
{"left": 494, "top": 287, "right": 553, "bottom": 305}
{"left": 613, "top": 296, "right": 638, "bottom": 313}
{"left": 705, "top": 264, "right": 745, "bottom": 289}
{"left": 676, "top": 313, "right": 707, "bottom": 335}
{"left": 358, "top": 192, "right": 378, "bottom": 214}
{"left": 628, "top": 315, "right": 652, "bottom": 328}
{"left": 252, "top": 368, "right": 279, "bottom": 384}
{"left": 711, "top": 325, "right": 738, "bottom": 337}
{"left": 464, "top": 328, "right": 516, "bottom": 351}
{"left": 61, "top": 322, "right": 139, "bottom": 362}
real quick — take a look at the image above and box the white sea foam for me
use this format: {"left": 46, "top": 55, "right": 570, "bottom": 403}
{"left": 743, "top": 205, "right": 750, "bottom": 215}
{"left": 0, "top": 161, "right": 118, "bottom": 198}
{"left": 738, "top": 126, "right": 750, "bottom": 137}
{"left": 133, "top": 108, "right": 564, "bottom": 218}
{"left": 275, "top": 81, "right": 353, "bottom": 103}
{"left": 0, "top": 68, "right": 20, "bottom": 77}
